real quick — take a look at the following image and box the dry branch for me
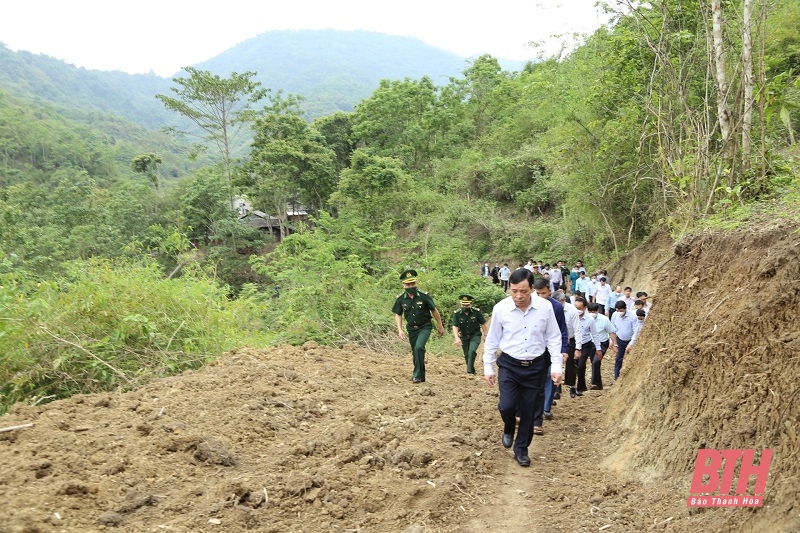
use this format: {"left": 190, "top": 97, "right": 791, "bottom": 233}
{"left": 0, "top": 423, "right": 34, "bottom": 433}
{"left": 39, "top": 326, "right": 134, "bottom": 385}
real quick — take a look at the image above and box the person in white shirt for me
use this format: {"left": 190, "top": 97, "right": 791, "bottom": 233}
{"left": 587, "top": 302, "right": 616, "bottom": 390}
{"left": 499, "top": 264, "right": 511, "bottom": 292}
{"left": 586, "top": 274, "right": 599, "bottom": 303}
{"left": 620, "top": 286, "right": 636, "bottom": 311}
{"left": 610, "top": 300, "right": 637, "bottom": 380}
{"left": 594, "top": 277, "right": 612, "bottom": 315}
{"left": 606, "top": 286, "right": 622, "bottom": 317}
{"left": 548, "top": 265, "right": 563, "bottom": 293}
{"left": 483, "top": 269, "right": 563, "bottom": 468}
{"left": 555, "top": 290, "right": 581, "bottom": 402}
{"left": 629, "top": 309, "right": 647, "bottom": 349}
{"left": 572, "top": 297, "right": 601, "bottom": 396}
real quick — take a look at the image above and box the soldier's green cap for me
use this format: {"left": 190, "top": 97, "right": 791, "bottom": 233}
{"left": 459, "top": 294, "right": 474, "bottom": 303}
{"left": 400, "top": 269, "right": 418, "bottom": 283}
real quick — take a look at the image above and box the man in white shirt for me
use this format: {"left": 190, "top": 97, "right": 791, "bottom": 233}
{"left": 483, "top": 269, "right": 563, "bottom": 467}
{"left": 548, "top": 265, "right": 563, "bottom": 293}
{"left": 620, "top": 286, "right": 636, "bottom": 311}
{"left": 499, "top": 264, "right": 511, "bottom": 292}
{"left": 572, "top": 297, "right": 601, "bottom": 396}
{"left": 586, "top": 274, "right": 599, "bottom": 303}
{"left": 555, "top": 290, "right": 581, "bottom": 403}
{"left": 606, "top": 286, "right": 622, "bottom": 317}
{"left": 587, "top": 302, "right": 616, "bottom": 390}
{"left": 594, "top": 277, "right": 612, "bottom": 315}
{"left": 610, "top": 300, "right": 637, "bottom": 380}
{"left": 629, "top": 309, "right": 647, "bottom": 350}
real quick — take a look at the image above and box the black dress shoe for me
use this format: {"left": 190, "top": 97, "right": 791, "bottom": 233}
{"left": 551, "top": 400, "right": 557, "bottom": 406}
{"left": 576, "top": 390, "right": 584, "bottom": 396}
{"left": 554, "top": 391, "right": 561, "bottom": 400}
{"left": 502, "top": 433, "right": 513, "bottom": 448}
{"left": 412, "top": 378, "right": 422, "bottom": 383}
{"left": 515, "top": 454, "right": 531, "bottom": 467}
{"left": 570, "top": 388, "right": 577, "bottom": 398}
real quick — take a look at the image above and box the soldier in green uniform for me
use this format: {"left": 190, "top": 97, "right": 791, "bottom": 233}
{"left": 451, "top": 294, "right": 488, "bottom": 374}
{"left": 392, "top": 269, "right": 445, "bottom": 383}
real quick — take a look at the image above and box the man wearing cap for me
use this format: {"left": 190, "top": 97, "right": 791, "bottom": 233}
{"left": 392, "top": 269, "right": 445, "bottom": 383}
{"left": 483, "top": 268, "right": 563, "bottom": 467}
{"left": 451, "top": 294, "right": 488, "bottom": 374}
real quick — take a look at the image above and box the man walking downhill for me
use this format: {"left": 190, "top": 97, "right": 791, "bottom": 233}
{"left": 483, "top": 269, "right": 563, "bottom": 467}
{"left": 392, "top": 269, "right": 445, "bottom": 383}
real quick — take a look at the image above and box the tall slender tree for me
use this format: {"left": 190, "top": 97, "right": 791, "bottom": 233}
{"left": 156, "top": 67, "right": 268, "bottom": 206}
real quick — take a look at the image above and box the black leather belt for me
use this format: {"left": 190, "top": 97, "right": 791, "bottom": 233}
{"left": 501, "top": 352, "right": 537, "bottom": 366}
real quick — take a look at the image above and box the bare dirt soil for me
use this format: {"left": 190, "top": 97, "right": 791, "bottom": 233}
{"left": 1, "top": 221, "right": 798, "bottom": 533}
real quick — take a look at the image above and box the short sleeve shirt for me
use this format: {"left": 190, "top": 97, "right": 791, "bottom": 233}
{"left": 451, "top": 308, "right": 486, "bottom": 337}
{"left": 392, "top": 291, "right": 437, "bottom": 329}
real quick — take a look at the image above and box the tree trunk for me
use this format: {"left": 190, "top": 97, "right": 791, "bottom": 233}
{"left": 711, "top": 0, "right": 734, "bottom": 164}
{"left": 741, "top": 0, "right": 754, "bottom": 171}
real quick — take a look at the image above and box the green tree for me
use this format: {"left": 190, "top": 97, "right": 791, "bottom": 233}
{"left": 350, "top": 77, "right": 440, "bottom": 171}
{"left": 178, "top": 167, "right": 232, "bottom": 245}
{"left": 131, "top": 153, "right": 163, "bottom": 191}
{"left": 313, "top": 111, "right": 354, "bottom": 172}
{"left": 331, "top": 148, "right": 410, "bottom": 226}
{"left": 156, "top": 67, "right": 268, "bottom": 205}
{"left": 244, "top": 99, "right": 336, "bottom": 236}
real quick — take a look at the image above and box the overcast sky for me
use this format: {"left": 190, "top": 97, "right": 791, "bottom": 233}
{"left": 1, "top": 1, "right": 610, "bottom": 77}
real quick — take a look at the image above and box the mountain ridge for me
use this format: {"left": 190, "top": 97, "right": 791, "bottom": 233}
{"left": 0, "top": 30, "right": 528, "bottom": 124}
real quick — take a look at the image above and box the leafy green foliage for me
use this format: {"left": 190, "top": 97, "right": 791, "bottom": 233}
{"left": 0, "top": 259, "right": 271, "bottom": 412}
{"left": 245, "top": 98, "right": 337, "bottom": 218}
{"left": 250, "top": 212, "right": 396, "bottom": 345}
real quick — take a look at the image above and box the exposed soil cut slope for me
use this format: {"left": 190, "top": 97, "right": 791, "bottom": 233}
{"left": 605, "top": 220, "right": 800, "bottom": 533}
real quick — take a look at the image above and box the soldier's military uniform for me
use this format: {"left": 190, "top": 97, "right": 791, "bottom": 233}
{"left": 392, "top": 269, "right": 440, "bottom": 382}
{"left": 451, "top": 294, "right": 487, "bottom": 374}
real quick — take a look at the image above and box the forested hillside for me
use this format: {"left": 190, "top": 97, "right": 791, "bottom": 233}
{"left": 1, "top": 0, "right": 799, "bottom": 412}
{"left": 0, "top": 30, "right": 487, "bottom": 125}
{"left": 0, "top": 44, "right": 174, "bottom": 128}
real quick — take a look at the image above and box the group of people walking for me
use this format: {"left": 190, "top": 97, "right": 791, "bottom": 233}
{"left": 393, "top": 260, "right": 650, "bottom": 467}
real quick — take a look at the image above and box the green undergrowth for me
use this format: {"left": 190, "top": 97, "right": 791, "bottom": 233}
{"left": 0, "top": 258, "right": 271, "bottom": 413}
